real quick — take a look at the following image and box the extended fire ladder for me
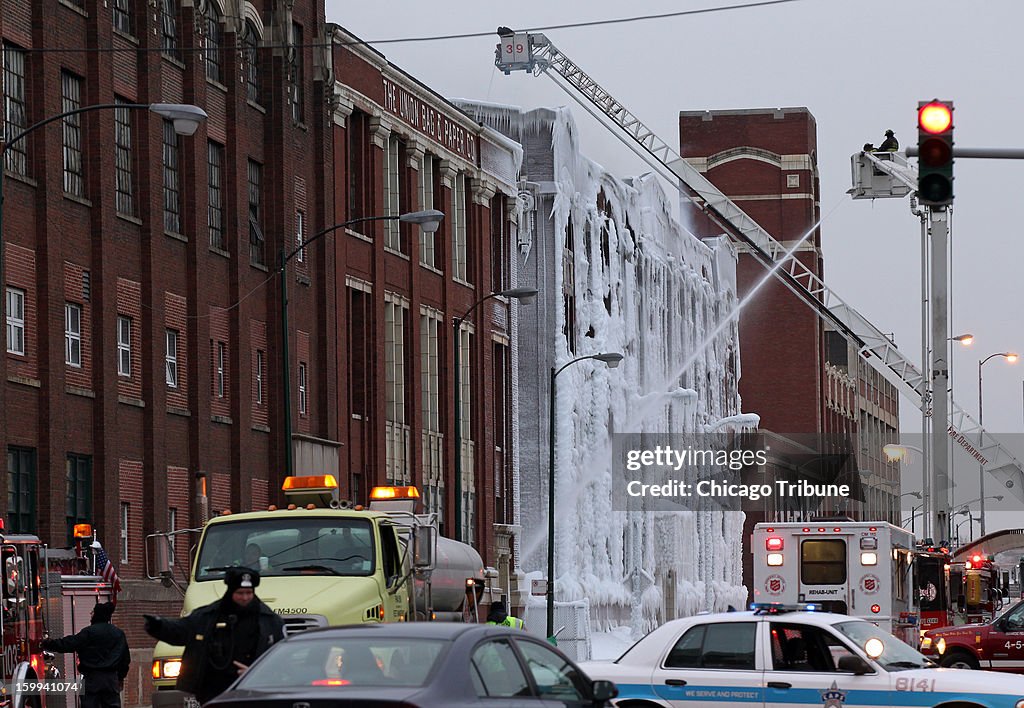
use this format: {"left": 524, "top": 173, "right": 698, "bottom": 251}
{"left": 495, "top": 31, "right": 1024, "bottom": 502}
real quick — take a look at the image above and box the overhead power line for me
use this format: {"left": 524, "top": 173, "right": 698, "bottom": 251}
{"left": 19, "top": 0, "right": 806, "bottom": 55}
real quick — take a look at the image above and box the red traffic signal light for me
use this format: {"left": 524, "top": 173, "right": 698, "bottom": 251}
{"left": 918, "top": 102, "right": 952, "bottom": 134}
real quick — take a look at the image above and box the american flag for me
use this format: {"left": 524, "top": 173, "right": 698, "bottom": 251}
{"left": 94, "top": 544, "right": 122, "bottom": 603}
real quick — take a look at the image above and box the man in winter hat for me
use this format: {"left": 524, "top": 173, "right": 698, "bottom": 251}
{"left": 143, "top": 567, "right": 284, "bottom": 705}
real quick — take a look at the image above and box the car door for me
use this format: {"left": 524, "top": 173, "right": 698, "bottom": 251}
{"left": 763, "top": 621, "right": 888, "bottom": 708}
{"left": 651, "top": 620, "right": 764, "bottom": 706}
{"left": 986, "top": 601, "right": 1024, "bottom": 671}
{"left": 513, "top": 637, "right": 604, "bottom": 707}
{"left": 469, "top": 638, "right": 547, "bottom": 707}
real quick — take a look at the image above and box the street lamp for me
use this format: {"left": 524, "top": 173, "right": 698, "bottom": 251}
{"left": 451, "top": 287, "right": 538, "bottom": 542}
{"left": 955, "top": 512, "right": 976, "bottom": 545}
{"left": 900, "top": 492, "right": 922, "bottom": 534}
{"left": 547, "top": 351, "right": 623, "bottom": 640}
{"left": 951, "top": 333, "right": 974, "bottom": 345}
{"left": 278, "top": 210, "right": 444, "bottom": 478}
{"left": 978, "top": 352, "right": 1018, "bottom": 535}
{"left": 884, "top": 443, "right": 928, "bottom": 534}
{"left": 902, "top": 503, "right": 923, "bottom": 531}
{"left": 0, "top": 102, "right": 208, "bottom": 356}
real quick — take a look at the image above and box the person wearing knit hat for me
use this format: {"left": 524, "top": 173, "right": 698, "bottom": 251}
{"left": 143, "top": 566, "right": 283, "bottom": 705}
{"left": 42, "top": 600, "right": 130, "bottom": 707}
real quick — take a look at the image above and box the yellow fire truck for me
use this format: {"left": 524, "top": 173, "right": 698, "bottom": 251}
{"left": 149, "top": 476, "right": 485, "bottom": 707}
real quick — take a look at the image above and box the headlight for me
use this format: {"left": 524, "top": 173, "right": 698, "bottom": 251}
{"left": 1015, "top": 700, "right": 1024, "bottom": 708}
{"left": 936, "top": 638, "right": 946, "bottom": 655}
{"left": 153, "top": 659, "right": 182, "bottom": 679}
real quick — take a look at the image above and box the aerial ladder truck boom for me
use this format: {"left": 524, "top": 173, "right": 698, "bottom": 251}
{"left": 495, "top": 30, "right": 1024, "bottom": 503}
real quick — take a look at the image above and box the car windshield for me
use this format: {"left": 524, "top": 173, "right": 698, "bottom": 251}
{"left": 195, "top": 518, "right": 376, "bottom": 580}
{"left": 236, "top": 637, "right": 446, "bottom": 689}
{"left": 832, "top": 621, "right": 932, "bottom": 671}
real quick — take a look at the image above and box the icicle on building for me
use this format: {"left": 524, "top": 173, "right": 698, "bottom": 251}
{"left": 455, "top": 102, "right": 752, "bottom": 637}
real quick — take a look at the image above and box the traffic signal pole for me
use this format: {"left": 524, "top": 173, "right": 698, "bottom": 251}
{"left": 917, "top": 100, "right": 955, "bottom": 544}
{"left": 929, "top": 208, "right": 952, "bottom": 544}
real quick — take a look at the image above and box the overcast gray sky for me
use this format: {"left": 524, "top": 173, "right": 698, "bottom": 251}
{"left": 326, "top": 0, "right": 1024, "bottom": 522}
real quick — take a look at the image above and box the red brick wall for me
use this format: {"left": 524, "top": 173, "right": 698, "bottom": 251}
{"left": 250, "top": 320, "right": 269, "bottom": 427}
{"left": 252, "top": 478, "right": 269, "bottom": 511}
{"left": 210, "top": 471, "right": 231, "bottom": 515}
{"left": 116, "top": 278, "right": 143, "bottom": 400}
{"left": 1, "top": 2, "right": 333, "bottom": 705}
{"left": 119, "top": 459, "right": 144, "bottom": 576}
{"left": 297, "top": 329, "right": 311, "bottom": 432}
{"left": 167, "top": 466, "right": 190, "bottom": 569}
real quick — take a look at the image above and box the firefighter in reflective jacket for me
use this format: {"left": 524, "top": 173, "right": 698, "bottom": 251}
{"left": 486, "top": 599, "right": 525, "bottom": 630}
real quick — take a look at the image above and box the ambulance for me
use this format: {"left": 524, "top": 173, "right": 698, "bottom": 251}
{"left": 752, "top": 520, "right": 918, "bottom": 643}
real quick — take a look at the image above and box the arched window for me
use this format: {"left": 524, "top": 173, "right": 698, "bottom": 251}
{"left": 243, "top": 21, "right": 261, "bottom": 103}
{"left": 205, "top": 2, "right": 223, "bottom": 83}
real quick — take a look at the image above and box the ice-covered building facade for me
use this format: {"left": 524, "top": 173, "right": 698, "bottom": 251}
{"left": 455, "top": 102, "right": 752, "bottom": 634}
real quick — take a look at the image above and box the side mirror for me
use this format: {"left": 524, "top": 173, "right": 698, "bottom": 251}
{"left": 995, "top": 618, "right": 1008, "bottom": 632}
{"left": 837, "top": 655, "right": 872, "bottom": 675}
{"left": 413, "top": 525, "right": 435, "bottom": 568}
{"left": 590, "top": 679, "right": 618, "bottom": 701}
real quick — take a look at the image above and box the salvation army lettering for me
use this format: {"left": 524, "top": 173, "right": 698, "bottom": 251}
{"left": 382, "top": 77, "right": 477, "bottom": 163}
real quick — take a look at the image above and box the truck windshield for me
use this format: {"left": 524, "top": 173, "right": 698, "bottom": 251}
{"left": 833, "top": 620, "right": 932, "bottom": 671}
{"left": 195, "top": 518, "right": 376, "bottom": 580}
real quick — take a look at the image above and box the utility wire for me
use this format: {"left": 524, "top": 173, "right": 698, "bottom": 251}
{"left": 365, "top": 0, "right": 806, "bottom": 44}
{"left": 22, "top": 0, "right": 806, "bottom": 54}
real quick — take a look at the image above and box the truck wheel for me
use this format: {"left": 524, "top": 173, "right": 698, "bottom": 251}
{"left": 940, "top": 651, "right": 979, "bottom": 670}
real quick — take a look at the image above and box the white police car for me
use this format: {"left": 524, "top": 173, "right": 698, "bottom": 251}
{"left": 580, "top": 603, "right": 1024, "bottom": 708}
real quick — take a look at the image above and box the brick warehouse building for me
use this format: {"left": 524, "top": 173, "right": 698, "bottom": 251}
{"left": 328, "top": 28, "right": 524, "bottom": 572}
{"left": 677, "top": 108, "right": 899, "bottom": 595}
{"left": 0, "top": 0, "right": 332, "bottom": 702}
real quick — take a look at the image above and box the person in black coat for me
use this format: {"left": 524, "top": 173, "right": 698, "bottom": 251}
{"left": 878, "top": 129, "right": 899, "bottom": 152}
{"left": 42, "top": 601, "right": 130, "bottom": 708}
{"left": 144, "top": 568, "right": 285, "bottom": 705}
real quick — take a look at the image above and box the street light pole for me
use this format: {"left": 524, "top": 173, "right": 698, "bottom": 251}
{"left": 546, "top": 351, "right": 624, "bottom": 641}
{"left": 451, "top": 287, "right": 537, "bottom": 542}
{"left": 278, "top": 210, "right": 443, "bottom": 479}
{"left": 978, "top": 352, "right": 1018, "bottom": 536}
{"left": 0, "top": 102, "right": 207, "bottom": 361}
{"left": 899, "top": 492, "right": 922, "bottom": 534}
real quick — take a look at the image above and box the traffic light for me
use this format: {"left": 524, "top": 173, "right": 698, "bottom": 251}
{"left": 917, "top": 100, "right": 954, "bottom": 207}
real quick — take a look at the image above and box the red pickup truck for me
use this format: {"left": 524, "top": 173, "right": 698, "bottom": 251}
{"left": 920, "top": 599, "right": 1024, "bottom": 671}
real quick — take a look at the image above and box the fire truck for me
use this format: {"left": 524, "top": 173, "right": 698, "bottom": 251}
{"left": 0, "top": 523, "right": 112, "bottom": 708}
{"left": 752, "top": 520, "right": 918, "bottom": 643}
{"left": 915, "top": 546, "right": 953, "bottom": 631}
{"left": 149, "top": 476, "right": 488, "bottom": 708}
{"left": 952, "top": 553, "right": 1005, "bottom": 624}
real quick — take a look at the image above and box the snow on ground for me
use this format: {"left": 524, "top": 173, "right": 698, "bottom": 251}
{"left": 590, "top": 626, "right": 637, "bottom": 660}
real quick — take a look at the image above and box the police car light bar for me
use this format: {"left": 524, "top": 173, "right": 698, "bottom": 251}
{"left": 750, "top": 602, "right": 820, "bottom": 614}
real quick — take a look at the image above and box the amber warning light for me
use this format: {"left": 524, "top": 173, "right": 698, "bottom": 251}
{"left": 282, "top": 475, "right": 339, "bottom": 491}
{"left": 73, "top": 523, "right": 93, "bottom": 538}
{"left": 370, "top": 486, "right": 421, "bottom": 500}
{"left": 918, "top": 102, "right": 953, "bottom": 134}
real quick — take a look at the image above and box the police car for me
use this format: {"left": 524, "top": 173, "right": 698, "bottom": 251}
{"left": 579, "top": 604, "right": 1024, "bottom": 708}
